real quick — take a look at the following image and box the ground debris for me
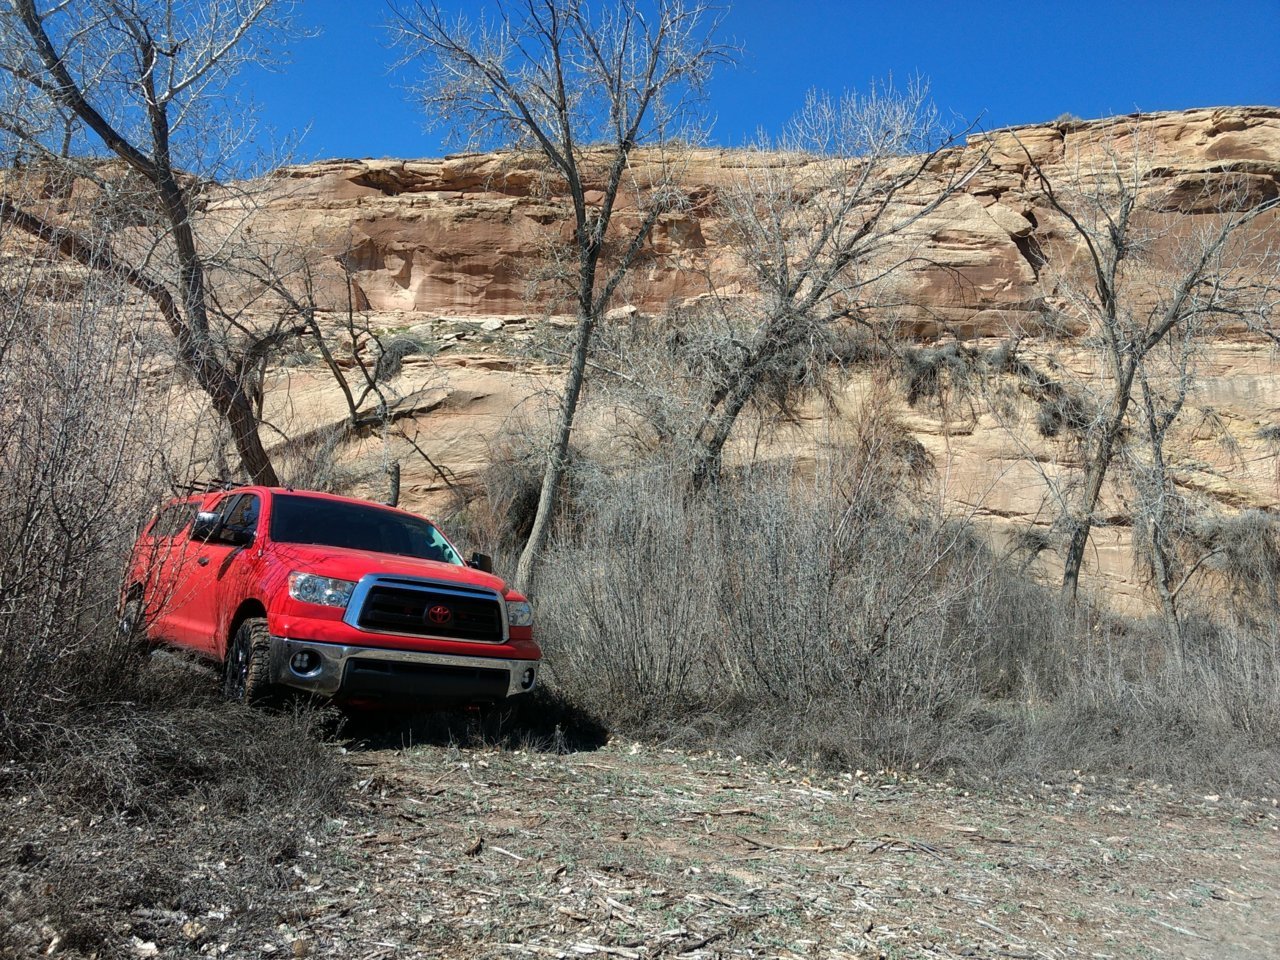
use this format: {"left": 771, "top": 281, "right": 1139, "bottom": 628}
{"left": 9, "top": 740, "right": 1277, "bottom": 958}
{"left": 287, "top": 743, "right": 1279, "bottom": 959}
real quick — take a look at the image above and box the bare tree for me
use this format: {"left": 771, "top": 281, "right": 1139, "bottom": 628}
{"left": 0, "top": 0, "right": 306, "bottom": 484}
{"left": 694, "top": 83, "right": 987, "bottom": 487}
{"left": 1127, "top": 323, "right": 1202, "bottom": 650}
{"left": 390, "top": 0, "right": 731, "bottom": 592}
{"left": 1125, "top": 261, "right": 1280, "bottom": 649}
{"left": 1007, "top": 127, "right": 1279, "bottom": 602}
{"left": 246, "top": 237, "right": 470, "bottom": 504}
{"left": 595, "top": 83, "right": 986, "bottom": 489}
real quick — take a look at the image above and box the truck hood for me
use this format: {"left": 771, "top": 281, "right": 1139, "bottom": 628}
{"left": 271, "top": 542, "right": 510, "bottom": 595}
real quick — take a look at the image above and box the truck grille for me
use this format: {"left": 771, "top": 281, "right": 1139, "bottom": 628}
{"left": 355, "top": 580, "right": 504, "bottom": 643}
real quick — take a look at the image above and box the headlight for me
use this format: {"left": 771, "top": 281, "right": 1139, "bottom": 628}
{"left": 289, "top": 572, "right": 356, "bottom": 608}
{"left": 506, "top": 600, "right": 533, "bottom": 627}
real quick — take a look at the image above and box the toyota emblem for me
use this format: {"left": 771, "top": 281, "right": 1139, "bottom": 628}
{"left": 426, "top": 604, "right": 453, "bottom": 625}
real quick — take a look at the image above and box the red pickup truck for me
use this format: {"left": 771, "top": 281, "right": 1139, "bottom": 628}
{"left": 121, "top": 486, "right": 540, "bottom": 707}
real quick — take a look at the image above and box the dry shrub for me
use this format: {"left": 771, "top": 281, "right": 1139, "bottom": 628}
{"left": 534, "top": 438, "right": 1279, "bottom": 789}
{"left": 0, "top": 649, "right": 348, "bottom": 959}
{"left": 274, "top": 423, "right": 352, "bottom": 491}
{"left": 0, "top": 267, "right": 165, "bottom": 741}
{"left": 1010, "top": 614, "right": 1280, "bottom": 789}
{"left": 477, "top": 428, "right": 548, "bottom": 547}
{"left": 535, "top": 438, "right": 1073, "bottom": 773}
{"left": 447, "top": 419, "right": 585, "bottom": 558}
{"left": 0, "top": 244, "right": 348, "bottom": 957}
{"left": 0, "top": 645, "right": 349, "bottom": 960}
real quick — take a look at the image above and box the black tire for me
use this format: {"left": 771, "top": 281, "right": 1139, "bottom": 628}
{"left": 223, "top": 617, "right": 274, "bottom": 705}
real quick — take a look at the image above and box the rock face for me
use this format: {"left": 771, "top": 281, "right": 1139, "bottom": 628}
{"left": 228, "top": 106, "right": 1280, "bottom": 607}
{"left": 249, "top": 106, "right": 1279, "bottom": 329}
{"left": 162, "top": 107, "right": 1280, "bottom": 606}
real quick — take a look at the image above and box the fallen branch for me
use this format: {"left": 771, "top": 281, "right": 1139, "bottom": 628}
{"left": 736, "top": 834, "right": 856, "bottom": 854}
{"left": 868, "top": 835, "right": 946, "bottom": 862}
{"left": 1150, "top": 917, "right": 1211, "bottom": 941}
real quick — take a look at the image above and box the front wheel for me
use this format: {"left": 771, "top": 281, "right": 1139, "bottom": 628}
{"left": 223, "top": 617, "right": 274, "bottom": 705}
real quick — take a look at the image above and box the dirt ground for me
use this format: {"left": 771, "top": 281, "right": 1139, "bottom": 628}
{"left": 246, "top": 740, "right": 1279, "bottom": 960}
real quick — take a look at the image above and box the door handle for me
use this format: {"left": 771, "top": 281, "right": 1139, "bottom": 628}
{"left": 197, "top": 556, "right": 210, "bottom": 566}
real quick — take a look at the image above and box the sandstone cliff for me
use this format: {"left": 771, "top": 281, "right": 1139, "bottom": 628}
{"left": 252, "top": 106, "right": 1278, "bottom": 327}
{"left": 218, "top": 107, "right": 1280, "bottom": 606}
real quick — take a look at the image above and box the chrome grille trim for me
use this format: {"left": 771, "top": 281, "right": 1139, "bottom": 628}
{"left": 342, "top": 573, "right": 509, "bottom": 642}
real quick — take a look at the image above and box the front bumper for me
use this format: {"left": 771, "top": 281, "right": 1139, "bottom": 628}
{"left": 268, "top": 635, "right": 539, "bottom": 703}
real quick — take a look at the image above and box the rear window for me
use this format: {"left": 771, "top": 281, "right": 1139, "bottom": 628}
{"left": 268, "top": 495, "right": 462, "bottom": 565}
{"left": 148, "top": 500, "right": 198, "bottom": 538}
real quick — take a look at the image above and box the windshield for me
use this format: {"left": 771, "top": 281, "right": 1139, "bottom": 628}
{"left": 269, "top": 495, "right": 462, "bottom": 565}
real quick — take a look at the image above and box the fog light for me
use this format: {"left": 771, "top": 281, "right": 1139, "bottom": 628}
{"left": 520, "top": 667, "right": 536, "bottom": 690}
{"left": 290, "top": 650, "right": 322, "bottom": 677}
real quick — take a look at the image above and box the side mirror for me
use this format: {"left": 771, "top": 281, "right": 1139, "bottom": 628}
{"left": 467, "top": 552, "right": 493, "bottom": 573}
{"left": 190, "top": 511, "right": 221, "bottom": 542}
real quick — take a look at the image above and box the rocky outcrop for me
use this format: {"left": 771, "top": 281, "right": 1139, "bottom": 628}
{"left": 224, "top": 106, "right": 1280, "bottom": 607}
{"left": 246, "top": 106, "right": 1279, "bottom": 333}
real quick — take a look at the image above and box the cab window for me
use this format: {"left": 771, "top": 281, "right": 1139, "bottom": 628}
{"left": 221, "top": 494, "right": 260, "bottom": 535}
{"left": 149, "top": 500, "right": 198, "bottom": 538}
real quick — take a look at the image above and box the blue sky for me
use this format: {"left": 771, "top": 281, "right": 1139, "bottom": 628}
{"left": 247, "top": 0, "right": 1280, "bottom": 162}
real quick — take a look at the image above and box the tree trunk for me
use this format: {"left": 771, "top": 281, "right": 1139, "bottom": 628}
{"left": 1060, "top": 510, "right": 1096, "bottom": 602}
{"left": 387, "top": 461, "right": 401, "bottom": 507}
{"left": 224, "top": 395, "right": 279, "bottom": 486}
{"left": 691, "top": 362, "right": 762, "bottom": 491}
{"left": 1138, "top": 380, "right": 1185, "bottom": 659}
{"left": 514, "top": 310, "right": 595, "bottom": 594}
{"left": 1061, "top": 370, "right": 1136, "bottom": 601}
{"left": 1150, "top": 546, "right": 1184, "bottom": 661}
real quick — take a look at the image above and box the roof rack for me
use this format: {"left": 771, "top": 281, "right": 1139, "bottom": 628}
{"left": 173, "top": 478, "right": 237, "bottom": 496}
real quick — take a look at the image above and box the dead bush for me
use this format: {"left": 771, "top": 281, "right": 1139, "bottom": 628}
{"left": 0, "top": 642, "right": 349, "bottom": 958}
{"left": 0, "top": 235, "right": 349, "bottom": 959}
{"left": 0, "top": 644, "right": 348, "bottom": 958}
{"left": 0, "top": 267, "right": 168, "bottom": 742}
{"left": 274, "top": 423, "right": 360, "bottom": 493}
{"left": 447, "top": 420, "right": 586, "bottom": 559}
{"left": 535, "top": 449, "right": 1074, "bottom": 773}
{"left": 1004, "top": 613, "right": 1280, "bottom": 790}
{"left": 534, "top": 447, "right": 1279, "bottom": 789}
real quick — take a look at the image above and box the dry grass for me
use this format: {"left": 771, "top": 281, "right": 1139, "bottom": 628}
{"left": 0, "top": 654, "right": 348, "bottom": 960}
{"left": 529, "top": 452, "right": 1280, "bottom": 793}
